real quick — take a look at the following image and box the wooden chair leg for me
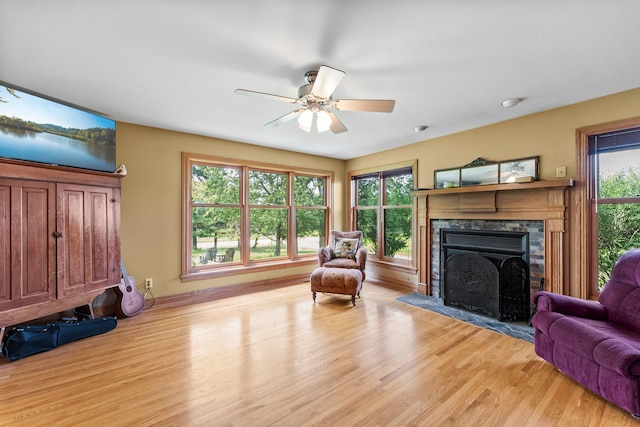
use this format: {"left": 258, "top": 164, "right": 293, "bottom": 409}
{"left": 312, "top": 291, "right": 317, "bottom": 303}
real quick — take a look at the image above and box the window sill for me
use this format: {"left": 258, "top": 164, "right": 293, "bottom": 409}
{"left": 181, "top": 257, "right": 318, "bottom": 282}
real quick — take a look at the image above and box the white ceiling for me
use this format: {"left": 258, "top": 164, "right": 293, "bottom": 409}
{"left": 2, "top": 0, "right": 640, "bottom": 160}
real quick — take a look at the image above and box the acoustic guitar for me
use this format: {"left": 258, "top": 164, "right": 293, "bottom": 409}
{"left": 114, "top": 259, "right": 145, "bottom": 317}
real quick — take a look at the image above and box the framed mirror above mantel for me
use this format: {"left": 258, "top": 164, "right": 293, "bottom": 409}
{"left": 434, "top": 156, "right": 540, "bottom": 189}
{"left": 411, "top": 178, "right": 575, "bottom": 297}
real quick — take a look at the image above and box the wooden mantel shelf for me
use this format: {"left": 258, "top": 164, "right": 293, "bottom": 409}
{"left": 411, "top": 178, "right": 574, "bottom": 197}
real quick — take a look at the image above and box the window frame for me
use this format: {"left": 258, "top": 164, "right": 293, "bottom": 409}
{"left": 348, "top": 161, "right": 417, "bottom": 272}
{"left": 576, "top": 116, "right": 640, "bottom": 299}
{"left": 181, "top": 152, "right": 333, "bottom": 281}
{"left": 590, "top": 129, "right": 640, "bottom": 291}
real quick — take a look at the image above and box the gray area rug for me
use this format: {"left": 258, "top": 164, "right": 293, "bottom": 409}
{"left": 397, "top": 293, "right": 535, "bottom": 343}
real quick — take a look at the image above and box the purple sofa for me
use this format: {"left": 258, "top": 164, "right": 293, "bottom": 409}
{"left": 532, "top": 248, "right": 640, "bottom": 417}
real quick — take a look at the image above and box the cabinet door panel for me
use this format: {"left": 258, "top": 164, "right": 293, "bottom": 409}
{"left": 0, "top": 185, "right": 10, "bottom": 304}
{"left": 23, "top": 187, "right": 53, "bottom": 296}
{"left": 63, "top": 190, "right": 87, "bottom": 290}
{"left": 89, "top": 190, "right": 110, "bottom": 283}
{"left": 0, "top": 179, "right": 56, "bottom": 310}
{"left": 57, "top": 184, "right": 119, "bottom": 297}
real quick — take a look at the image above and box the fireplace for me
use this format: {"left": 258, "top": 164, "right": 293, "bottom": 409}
{"left": 411, "top": 179, "right": 573, "bottom": 298}
{"left": 441, "top": 229, "right": 530, "bottom": 321}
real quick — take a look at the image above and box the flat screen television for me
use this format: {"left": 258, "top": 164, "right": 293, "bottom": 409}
{"left": 0, "top": 83, "right": 116, "bottom": 172}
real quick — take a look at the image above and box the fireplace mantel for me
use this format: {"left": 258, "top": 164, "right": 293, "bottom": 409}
{"left": 411, "top": 179, "right": 574, "bottom": 296}
{"left": 412, "top": 178, "right": 574, "bottom": 197}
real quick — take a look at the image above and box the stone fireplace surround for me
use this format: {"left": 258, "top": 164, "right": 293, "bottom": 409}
{"left": 411, "top": 179, "right": 574, "bottom": 298}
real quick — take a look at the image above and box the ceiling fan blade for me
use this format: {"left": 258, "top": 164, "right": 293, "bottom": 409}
{"left": 235, "top": 89, "right": 299, "bottom": 104}
{"left": 264, "top": 109, "right": 304, "bottom": 128}
{"left": 311, "top": 65, "right": 345, "bottom": 99}
{"left": 331, "top": 99, "right": 396, "bottom": 113}
{"left": 326, "top": 111, "right": 348, "bottom": 134}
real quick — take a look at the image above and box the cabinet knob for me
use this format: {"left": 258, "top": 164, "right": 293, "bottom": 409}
{"left": 53, "top": 231, "right": 63, "bottom": 238}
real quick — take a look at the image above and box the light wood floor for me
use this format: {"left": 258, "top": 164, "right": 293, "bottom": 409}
{"left": 0, "top": 282, "right": 636, "bottom": 426}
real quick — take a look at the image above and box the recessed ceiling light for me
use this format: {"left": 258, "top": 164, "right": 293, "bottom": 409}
{"left": 414, "top": 125, "right": 429, "bottom": 132}
{"left": 501, "top": 98, "right": 523, "bottom": 108}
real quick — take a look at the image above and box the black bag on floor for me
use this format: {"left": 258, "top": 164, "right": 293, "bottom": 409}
{"left": 2, "top": 316, "right": 117, "bottom": 361}
{"left": 57, "top": 317, "right": 117, "bottom": 346}
{"left": 2, "top": 323, "right": 60, "bottom": 361}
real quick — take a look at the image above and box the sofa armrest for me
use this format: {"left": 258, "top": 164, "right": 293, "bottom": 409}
{"left": 318, "top": 247, "right": 332, "bottom": 267}
{"left": 355, "top": 247, "right": 367, "bottom": 271}
{"left": 533, "top": 291, "right": 608, "bottom": 320}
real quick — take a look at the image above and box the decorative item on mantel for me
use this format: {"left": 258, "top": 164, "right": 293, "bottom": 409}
{"left": 114, "top": 164, "right": 127, "bottom": 176}
{"left": 499, "top": 157, "right": 539, "bottom": 183}
{"left": 434, "top": 156, "right": 539, "bottom": 189}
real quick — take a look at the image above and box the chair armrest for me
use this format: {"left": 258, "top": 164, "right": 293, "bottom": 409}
{"left": 533, "top": 291, "right": 608, "bottom": 320}
{"left": 318, "top": 247, "right": 332, "bottom": 267}
{"left": 355, "top": 247, "right": 367, "bottom": 271}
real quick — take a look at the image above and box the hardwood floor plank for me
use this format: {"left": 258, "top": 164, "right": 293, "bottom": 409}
{"left": 0, "top": 282, "right": 636, "bottom": 426}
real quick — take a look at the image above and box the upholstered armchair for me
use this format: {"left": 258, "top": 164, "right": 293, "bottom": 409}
{"left": 318, "top": 230, "right": 367, "bottom": 281}
{"left": 532, "top": 248, "right": 640, "bottom": 417}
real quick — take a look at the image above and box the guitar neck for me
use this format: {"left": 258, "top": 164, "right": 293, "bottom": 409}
{"left": 120, "top": 259, "right": 131, "bottom": 287}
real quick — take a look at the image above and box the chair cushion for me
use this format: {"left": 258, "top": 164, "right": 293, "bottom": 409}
{"left": 323, "top": 258, "right": 360, "bottom": 269}
{"left": 333, "top": 238, "right": 359, "bottom": 259}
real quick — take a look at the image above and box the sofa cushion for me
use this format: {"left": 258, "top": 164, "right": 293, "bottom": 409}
{"left": 547, "top": 315, "right": 640, "bottom": 376}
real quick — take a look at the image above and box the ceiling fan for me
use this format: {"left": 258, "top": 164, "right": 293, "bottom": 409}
{"left": 234, "top": 65, "right": 395, "bottom": 134}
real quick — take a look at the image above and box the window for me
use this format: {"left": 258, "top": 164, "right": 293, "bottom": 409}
{"left": 590, "top": 129, "right": 640, "bottom": 290}
{"left": 351, "top": 163, "right": 415, "bottom": 265}
{"left": 249, "top": 170, "right": 288, "bottom": 261}
{"left": 182, "top": 153, "right": 331, "bottom": 279}
{"left": 294, "top": 175, "right": 327, "bottom": 256}
{"left": 190, "top": 164, "right": 241, "bottom": 265}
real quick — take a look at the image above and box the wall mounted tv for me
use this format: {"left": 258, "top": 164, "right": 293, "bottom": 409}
{"left": 0, "top": 83, "right": 116, "bottom": 173}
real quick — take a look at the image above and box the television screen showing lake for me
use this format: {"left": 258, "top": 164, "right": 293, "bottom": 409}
{"left": 0, "top": 85, "right": 116, "bottom": 172}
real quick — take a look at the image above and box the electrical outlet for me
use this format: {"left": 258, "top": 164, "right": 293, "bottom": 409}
{"left": 556, "top": 166, "right": 567, "bottom": 178}
{"left": 144, "top": 278, "right": 153, "bottom": 289}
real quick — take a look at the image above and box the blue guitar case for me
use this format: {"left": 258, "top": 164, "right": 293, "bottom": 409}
{"left": 2, "top": 316, "right": 117, "bottom": 361}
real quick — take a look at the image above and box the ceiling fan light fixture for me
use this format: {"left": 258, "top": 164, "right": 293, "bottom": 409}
{"left": 316, "top": 110, "right": 332, "bottom": 133}
{"left": 298, "top": 109, "right": 314, "bottom": 132}
{"left": 236, "top": 65, "right": 395, "bottom": 135}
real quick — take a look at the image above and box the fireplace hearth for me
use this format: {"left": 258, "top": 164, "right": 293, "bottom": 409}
{"left": 441, "top": 229, "right": 530, "bottom": 321}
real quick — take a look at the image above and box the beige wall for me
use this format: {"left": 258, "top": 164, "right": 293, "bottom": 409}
{"left": 346, "top": 87, "right": 640, "bottom": 188}
{"left": 346, "top": 87, "right": 640, "bottom": 291}
{"left": 117, "top": 123, "right": 345, "bottom": 298}
{"left": 118, "top": 87, "right": 640, "bottom": 299}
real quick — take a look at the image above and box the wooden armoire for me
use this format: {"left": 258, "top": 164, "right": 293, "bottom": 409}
{"left": 0, "top": 159, "right": 122, "bottom": 330}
